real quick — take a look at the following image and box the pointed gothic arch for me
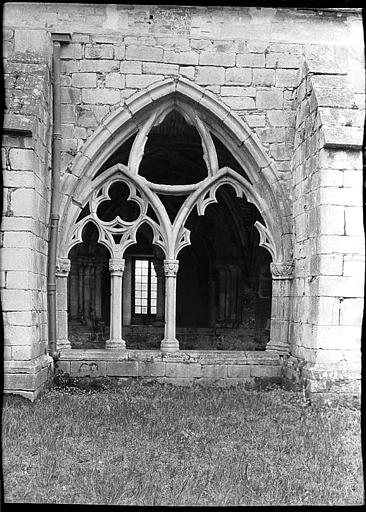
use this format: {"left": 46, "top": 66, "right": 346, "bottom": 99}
{"left": 59, "top": 77, "right": 292, "bottom": 264}
{"left": 57, "top": 77, "right": 294, "bottom": 354}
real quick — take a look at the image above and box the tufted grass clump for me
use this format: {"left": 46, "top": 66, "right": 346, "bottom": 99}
{"left": 2, "top": 382, "right": 363, "bottom": 506}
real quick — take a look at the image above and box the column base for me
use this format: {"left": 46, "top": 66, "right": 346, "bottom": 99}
{"left": 160, "top": 338, "right": 179, "bottom": 352}
{"left": 265, "top": 339, "right": 290, "bottom": 355}
{"left": 57, "top": 339, "right": 72, "bottom": 351}
{"left": 106, "top": 338, "right": 126, "bottom": 350}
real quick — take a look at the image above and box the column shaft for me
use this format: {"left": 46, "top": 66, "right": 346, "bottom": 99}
{"left": 160, "top": 259, "right": 179, "bottom": 352}
{"left": 106, "top": 258, "right": 126, "bottom": 349}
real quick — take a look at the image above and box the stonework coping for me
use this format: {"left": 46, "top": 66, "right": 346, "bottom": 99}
{"left": 164, "top": 259, "right": 179, "bottom": 277}
{"left": 270, "top": 261, "right": 294, "bottom": 279}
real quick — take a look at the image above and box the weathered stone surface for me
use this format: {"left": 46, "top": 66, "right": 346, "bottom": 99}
{"left": 165, "top": 363, "right": 202, "bottom": 378}
{"left": 107, "top": 361, "right": 139, "bottom": 377}
{"left": 1, "top": 3, "right": 364, "bottom": 402}
{"left": 225, "top": 67, "right": 251, "bottom": 85}
{"left": 71, "top": 73, "right": 97, "bottom": 88}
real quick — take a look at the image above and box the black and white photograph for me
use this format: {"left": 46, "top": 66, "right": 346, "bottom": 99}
{"left": 1, "top": 2, "right": 364, "bottom": 506}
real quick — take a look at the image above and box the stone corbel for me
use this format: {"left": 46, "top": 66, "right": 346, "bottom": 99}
{"left": 270, "top": 261, "right": 294, "bottom": 280}
{"left": 55, "top": 258, "right": 71, "bottom": 277}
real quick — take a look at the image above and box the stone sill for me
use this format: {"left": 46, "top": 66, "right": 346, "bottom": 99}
{"left": 59, "top": 349, "right": 280, "bottom": 365}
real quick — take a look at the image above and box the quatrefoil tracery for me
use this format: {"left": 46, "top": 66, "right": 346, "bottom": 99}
{"left": 69, "top": 106, "right": 277, "bottom": 262}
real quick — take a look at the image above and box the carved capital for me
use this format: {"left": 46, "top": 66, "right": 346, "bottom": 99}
{"left": 164, "top": 259, "right": 179, "bottom": 277}
{"left": 56, "top": 258, "right": 71, "bottom": 277}
{"left": 270, "top": 261, "right": 294, "bottom": 280}
{"left": 109, "top": 258, "right": 125, "bottom": 274}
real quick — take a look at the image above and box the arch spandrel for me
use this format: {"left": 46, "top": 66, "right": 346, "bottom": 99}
{"left": 58, "top": 76, "right": 292, "bottom": 264}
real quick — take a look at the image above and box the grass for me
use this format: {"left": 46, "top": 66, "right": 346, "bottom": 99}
{"left": 1, "top": 379, "right": 364, "bottom": 506}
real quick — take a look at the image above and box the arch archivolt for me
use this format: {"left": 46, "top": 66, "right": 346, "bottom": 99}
{"left": 58, "top": 76, "right": 294, "bottom": 353}
{"left": 59, "top": 78, "right": 292, "bottom": 263}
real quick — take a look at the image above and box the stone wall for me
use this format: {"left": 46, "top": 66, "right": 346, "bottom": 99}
{"left": 289, "top": 57, "right": 364, "bottom": 395}
{"left": 2, "top": 29, "right": 54, "bottom": 399}
{"left": 1, "top": 4, "right": 364, "bottom": 399}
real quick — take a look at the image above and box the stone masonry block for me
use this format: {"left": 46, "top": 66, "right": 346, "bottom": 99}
{"left": 5, "top": 271, "right": 30, "bottom": 289}
{"left": 223, "top": 97, "right": 255, "bottom": 110}
{"left": 308, "top": 296, "right": 340, "bottom": 326}
{"left": 2, "top": 232, "right": 34, "bottom": 248}
{"left": 142, "top": 62, "right": 179, "bottom": 75}
{"left": 71, "top": 73, "right": 97, "bottom": 88}
{"left": 11, "top": 345, "right": 34, "bottom": 361}
{"left": 3, "top": 170, "right": 35, "bottom": 189}
{"left": 221, "top": 86, "right": 256, "bottom": 97}
{"left": 4, "top": 311, "right": 34, "bottom": 326}
{"left": 4, "top": 324, "right": 34, "bottom": 345}
{"left": 105, "top": 73, "right": 125, "bottom": 88}
{"left": 270, "top": 142, "right": 291, "bottom": 160}
{"left": 275, "top": 69, "right": 299, "bottom": 87}
{"left": 9, "top": 148, "right": 34, "bottom": 171}
{"left": 114, "top": 46, "right": 126, "bottom": 60}
{"left": 196, "top": 67, "right": 225, "bottom": 85}
{"left": 309, "top": 254, "right": 343, "bottom": 276}
{"left": 14, "top": 29, "right": 50, "bottom": 55}
{"left": 4, "top": 373, "right": 37, "bottom": 391}
{"left": 165, "top": 363, "right": 202, "bottom": 378}
{"left": 251, "top": 365, "right": 281, "bottom": 378}
{"left": 266, "top": 52, "right": 302, "bottom": 69}
{"left": 339, "top": 298, "right": 364, "bottom": 326}
{"left": 126, "top": 74, "right": 165, "bottom": 89}
{"left": 71, "top": 361, "right": 107, "bottom": 377}
{"left": 227, "top": 365, "right": 251, "bottom": 378}
{"left": 56, "top": 360, "right": 71, "bottom": 374}
{"left": 138, "top": 361, "right": 166, "bottom": 377}
{"left": 164, "top": 50, "right": 199, "bottom": 65}
{"left": 256, "top": 127, "right": 286, "bottom": 143}
{"left": 256, "top": 89, "right": 283, "bottom": 109}
{"left": 85, "top": 44, "right": 113, "bottom": 59}
{"left": 82, "top": 88, "right": 120, "bottom": 104}
{"left": 107, "top": 361, "right": 138, "bottom": 377}
{"left": 343, "top": 254, "right": 365, "bottom": 278}
{"left": 315, "top": 325, "right": 362, "bottom": 351}
{"left": 80, "top": 60, "right": 119, "bottom": 73}
{"left": 179, "top": 66, "right": 195, "bottom": 79}
{"left": 345, "top": 207, "right": 363, "bottom": 236}
{"left": 321, "top": 150, "right": 362, "bottom": 171}
{"left": 236, "top": 53, "right": 265, "bottom": 67}
{"left": 320, "top": 187, "right": 362, "bottom": 207}
{"left": 225, "top": 68, "right": 251, "bottom": 85}
{"left": 1, "top": 247, "right": 34, "bottom": 271}
{"left": 201, "top": 364, "right": 227, "bottom": 378}
{"left": 199, "top": 51, "right": 235, "bottom": 67}
{"left": 4, "top": 347, "right": 11, "bottom": 361}
{"left": 120, "top": 60, "right": 142, "bottom": 73}
{"left": 126, "top": 45, "right": 163, "bottom": 62}
{"left": 317, "top": 235, "right": 364, "bottom": 255}
{"left": 252, "top": 69, "right": 275, "bottom": 87}
{"left": 317, "top": 275, "right": 364, "bottom": 298}
{"left": 244, "top": 114, "right": 266, "bottom": 127}
{"left": 319, "top": 205, "right": 345, "bottom": 235}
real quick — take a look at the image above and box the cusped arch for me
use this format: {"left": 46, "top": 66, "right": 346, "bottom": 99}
{"left": 59, "top": 77, "right": 292, "bottom": 263}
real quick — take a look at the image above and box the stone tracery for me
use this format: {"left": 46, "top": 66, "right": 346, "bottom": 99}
{"left": 66, "top": 102, "right": 284, "bottom": 351}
